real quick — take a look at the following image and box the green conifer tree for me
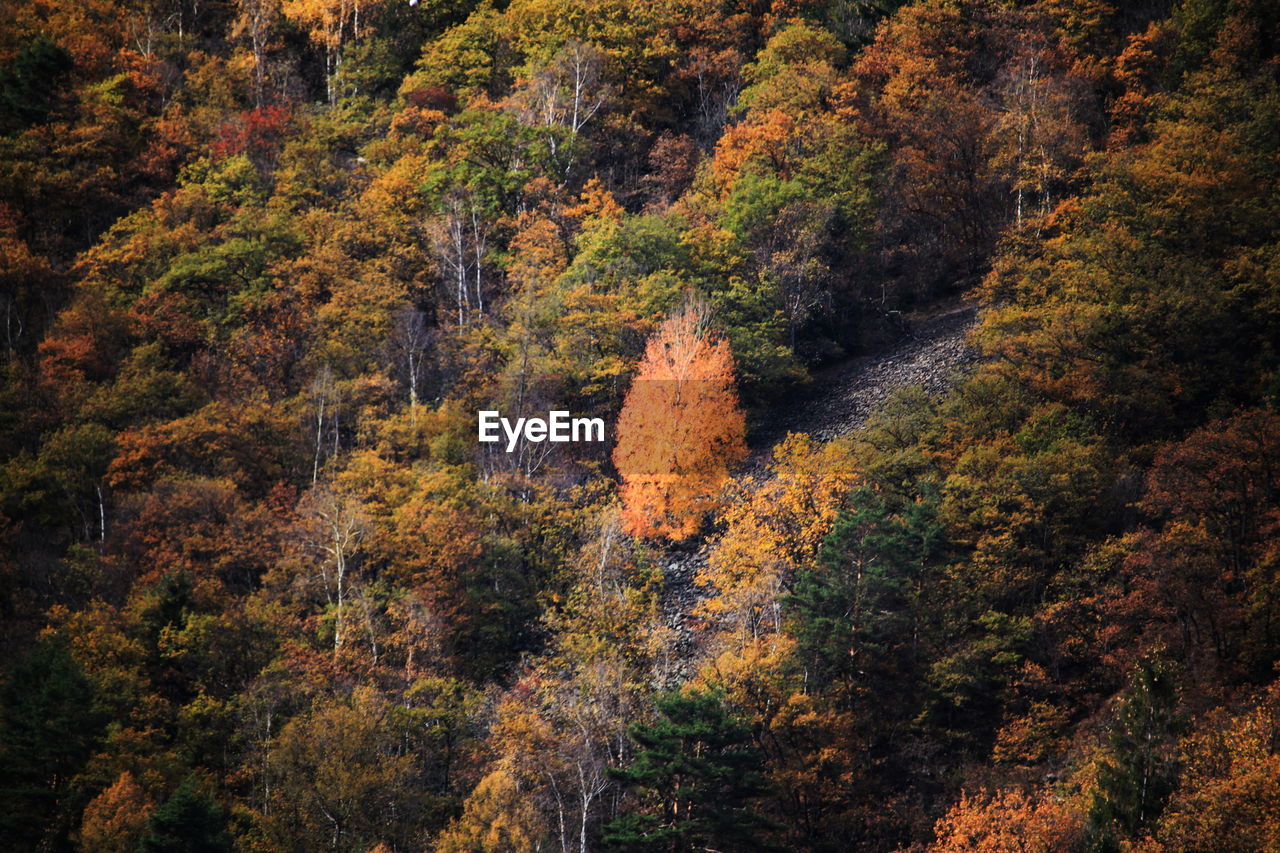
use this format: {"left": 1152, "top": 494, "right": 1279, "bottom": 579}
{"left": 0, "top": 635, "right": 106, "bottom": 851}
{"left": 135, "top": 777, "right": 234, "bottom": 853}
{"left": 603, "top": 690, "right": 780, "bottom": 852}
{"left": 1087, "top": 658, "right": 1184, "bottom": 852}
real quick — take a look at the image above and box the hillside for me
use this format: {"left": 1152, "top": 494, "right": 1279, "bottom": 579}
{"left": 3, "top": 1, "right": 1280, "bottom": 852}
{"left": 664, "top": 300, "right": 979, "bottom": 665}
{"left": 752, "top": 300, "right": 979, "bottom": 447}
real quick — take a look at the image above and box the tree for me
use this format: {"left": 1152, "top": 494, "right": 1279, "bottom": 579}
{"left": 428, "top": 187, "right": 492, "bottom": 326}
{"left": 263, "top": 688, "right": 417, "bottom": 852}
{"left": 613, "top": 301, "right": 746, "bottom": 540}
{"left": 0, "top": 635, "right": 107, "bottom": 851}
{"left": 930, "top": 787, "right": 1085, "bottom": 853}
{"left": 435, "top": 769, "right": 544, "bottom": 853}
{"left": 844, "top": 0, "right": 1021, "bottom": 295}
{"left": 696, "top": 434, "right": 859, "bottom": 647}
{"left": 294, "top": 484, "right": 368, "bottom": 656}
{"left": 1147, "top": 679, "right": 1280, "bottom": 853}
{"left": 386, "top": 305, "right": 433, "bottom": 410}
{"left": 136, "top": 777, "right": 234, "bottom": 853}
{"left": 281, "top": 0, "right": 391, "bottom": 102}
{"left": 988, "top": 37, "right": 1086, "bottom": 232}
{"left": 1117, "top": 409, "right": 1280, "bottom": 674}
{"left": 233, "top": 0, "right": 283, "bottom": 106}
{"left": 1087, "top": 658, "right": 1184, "bottom": 851}
{"left": 80, "top": 771, "right": 155, "bottom": 853}
{"left": 512, "top": 40, "right": 613, "bottom": 176}
{"left": 735, "top": 21, "right": 845, "bottom": 118}
{"left": 438, "top": 506, "right": 667, "bottom": 852}
{"left": 0, "top": 203, "right": 56, "bottom": 355}
{"left": 603, "top": 690, "right": 779, "bottom": 852}
{"left": 0, "top": 35, "right": 74, "bottom": 133}
{"left": 786, "top": 483, "right": 941, "bottom": 708}
{"left": 721, "top": 172, "right": 836, "bottom": 348}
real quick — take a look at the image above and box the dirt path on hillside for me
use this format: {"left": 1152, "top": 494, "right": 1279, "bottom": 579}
{"left": 658, "top": 302, "right": 981, "bottom": 675}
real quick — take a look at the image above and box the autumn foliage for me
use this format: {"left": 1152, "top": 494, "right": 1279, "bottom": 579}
{"left": 5, "top": 0, "right": 1280, "bottom": 851}
{"left": 613, "top": 301, "right": 746, "bottom": 540}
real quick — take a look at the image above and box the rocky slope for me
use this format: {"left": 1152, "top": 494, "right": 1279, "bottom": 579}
{"left": 751, "top": 302, "right": 981, "bottom": 448}
{"left": 659, "top": 303, "right": 981, "bottom": 673}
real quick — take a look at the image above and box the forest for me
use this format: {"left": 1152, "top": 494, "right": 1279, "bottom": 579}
{"left": 2, "top": 0, "right": 1280, "bottom": 850}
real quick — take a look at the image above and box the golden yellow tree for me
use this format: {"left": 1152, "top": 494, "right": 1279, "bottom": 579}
{"left": 281, "top": 0, "right": 388, "bottom": 101}
{"left": 613, "top": 301, "right": 746, "bottom": 540}
{"left": 929, "top": 787, "right": 1086, "bottom": 852}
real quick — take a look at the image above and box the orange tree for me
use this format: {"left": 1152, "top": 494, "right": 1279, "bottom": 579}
{"left": 612, "top": 300, "right": 746, "bottom": 540}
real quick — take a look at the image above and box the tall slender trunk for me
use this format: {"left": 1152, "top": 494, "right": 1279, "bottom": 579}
{"left": 333, "top": 542, "right": 345, "bottom": 655}
{"left": 97, "top": 484, "right": 106, "bottom": 544}
{"left": 471, "top": 206, "right": 485, "bottom": 318}
{"left": 313, "top": 393, "right": 325, "bottom": 484}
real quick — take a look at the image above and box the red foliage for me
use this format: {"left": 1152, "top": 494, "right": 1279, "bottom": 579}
{"left": 211, "top": 105, "right": 292, "bottom": 163}
{"left": 404, "top": 86, "right": 457, "bottom": 113}
{"left": 1108, "top": 410, "right": 1280, "bottom": 676}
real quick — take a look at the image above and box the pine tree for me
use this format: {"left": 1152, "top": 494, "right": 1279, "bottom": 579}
{"left": 603, "top": 690, "right": 780, "bottom": 852}
{"left": 136, "top": 777, "right": 234, "bottom": 853}
{"left": 1087, "top": 658, "right": 1183, "bottom": 851}
{"left": 0, "top": 635, "right": 106, "bottom": 851}
{"left": 0, "top": 35, "right": 73, "bottom": 133}
{"left": 786, "top": 484, "right": 941, "bottom": 706}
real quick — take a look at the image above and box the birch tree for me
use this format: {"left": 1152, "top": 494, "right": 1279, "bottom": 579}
{"left": 297, "top": 484, "right": 368, "bottom": 656}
